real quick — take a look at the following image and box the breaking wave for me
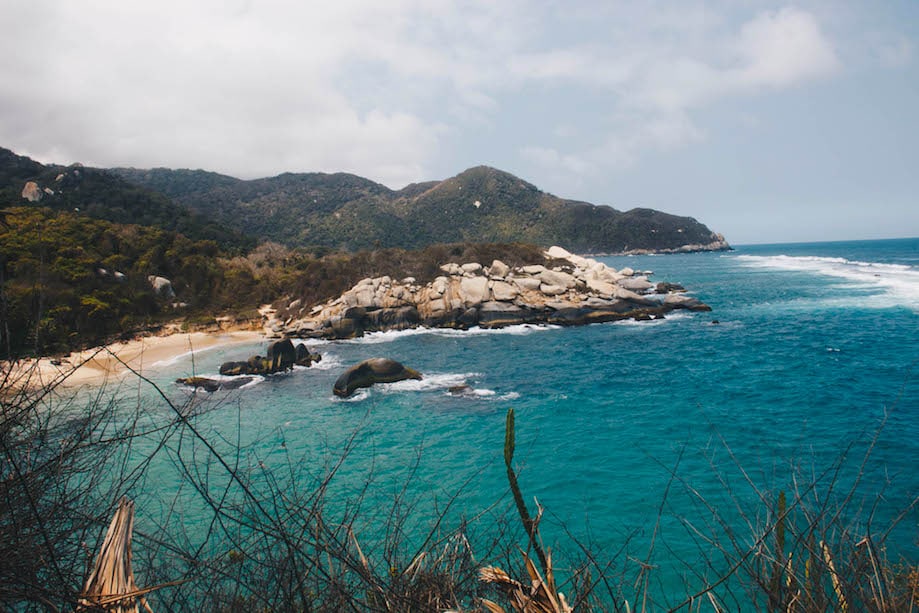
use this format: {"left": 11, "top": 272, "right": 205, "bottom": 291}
{"left": 735, "top": 254, "right": 919, "bottom": 311}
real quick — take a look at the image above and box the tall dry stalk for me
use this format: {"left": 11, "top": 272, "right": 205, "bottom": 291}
{"left": 78, "top": 497, "right": 153, "bottom": 613}
{"left": 479, "top": 409, "right": 573, "bottom": 613}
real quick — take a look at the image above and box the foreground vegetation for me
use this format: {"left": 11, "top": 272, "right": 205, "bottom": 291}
{"left": 1, "top": 362, "right": 916, "bottom": 611}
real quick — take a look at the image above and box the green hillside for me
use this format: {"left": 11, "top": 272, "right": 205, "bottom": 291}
{"left": 110, "top": 164, "right": 728, "bottom": 253}
{"left": 0, "top": 148, "right": 252, "bottom": 251}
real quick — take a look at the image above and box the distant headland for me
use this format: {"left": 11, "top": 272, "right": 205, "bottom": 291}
{"left": 0, "top": 145, "right": 727, "bottom": 358}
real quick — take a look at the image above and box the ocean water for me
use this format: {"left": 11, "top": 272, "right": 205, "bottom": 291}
{"left": 119, "top": 238, "right": 918, "bottom": 605}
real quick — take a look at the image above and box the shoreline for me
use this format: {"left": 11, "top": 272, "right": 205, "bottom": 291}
{"left": 5, "top": 330, "right": 266, "bottom": 391}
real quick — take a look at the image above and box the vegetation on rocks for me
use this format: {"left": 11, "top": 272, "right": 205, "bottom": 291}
{"left": 0, "top": 200, "right": 549, "bottom": 358}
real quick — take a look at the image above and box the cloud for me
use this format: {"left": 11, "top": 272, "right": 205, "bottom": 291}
{"left": 733, "top": 7, "right": 841, "bottom": 89}
{"left": 0, "top": 0, "right": 893, "bottom": 193}
{"left": 515, "top": 6, "right": 840, "bottom": 178}
{"left": 0, "top": 0, "right": 452, "bottom": 185}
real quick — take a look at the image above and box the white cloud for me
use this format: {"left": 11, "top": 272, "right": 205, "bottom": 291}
{"left": 515, "top": 6, "right": 840, "bottom": 178}
{"left": 733, "top": 7, "right": 841, "bottom": 88}
{"left": 0, "top": 0, "right": 900, "bottom": 194}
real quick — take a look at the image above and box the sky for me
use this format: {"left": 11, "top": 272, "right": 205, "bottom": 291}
{"left": 1, "top": 1, "right": 917, "bottom": 245}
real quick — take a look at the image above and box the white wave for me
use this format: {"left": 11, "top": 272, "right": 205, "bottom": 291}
{"left": 456, "top": 323, "right": 561, "bottom": 336}
{"left": 614, "top": 311, "right": 693, "bottom": 327}
{"left": 333, "top": 389, "right": 370, "bottom": 402}
{"left": 735, "top": 254, "right": 919, "bottom": 311}
{"left": 302, "top": 353, "right": 343, "bottom": 371}
{"left": 381, "top": 372, "right": 479, "bottom": 393}
{"left": 368, "top": 372, "right": 519, "bottom": 400}
{"left": 335, "top": 324, "right": 560, "bottom": 345}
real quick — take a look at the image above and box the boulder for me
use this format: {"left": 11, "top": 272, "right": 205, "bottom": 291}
{"left": 618, "top": 276, "right": 653, "bottom": 292}
{"left": 147, "top": 275, "right": 176, "bottom": 298}
{"left": 176, "top": 376, "right": 256, "bottom": 392}
{"left": 478, "top": 301, "right": 529, "bottom": 327}
{"left": 267, "top": 338, "right": 297, "bottom": 372}
{"left": 430, "top": 276, "right": 449, "bottom": 296}
{"left": 511, "top": 276, "right": 542, "bottom": 291}
{"left": 460, "top": 276, "right": 490, "bottom": 306}
{"left": 489, "top": 259, "right": 510, "bottom": 278}
{"left": 219, "top": 361, "right": 252, "bottom": 376}
{"left": 248, "top": 355, "right": 269, "bottom": 372}
{"left": 21, "top": 181, "right": 43, "bottom": 202}
{"left": 585, "top": 278, "right": 616, "bottom": 296}
{"left": 656, "top": 282, "right": 686, "bottom": 294}
{"left": 329, "top": 316, "right": 363, "bottom": 339}
{"left": 440, "top": 262, "right": 462, "bottom": 275}
{"left": 664, "top": 294, "right": 712, "bottom": 311}
{"left": 538, "top": 269, "right": 577, "bottom": 289}
{"left": 295, "top": 342, "right": 321, "bottom": 366}
{"left": 490, "top": 280, "right": 519, "bottom": 302}
{"left": 614, "top": 287, "right": 655, "bottom": 304}
{"left": 545, "top": 245, "right": 573, "bottom": 260}
{"left": 540, "top": 283, "right": 567, "bottom": 296}
{"left": 461, "top": 262, "right": 483, "bottom": 274}
{"left": 345, "top": 285, "right": 376, "bottom": 308}
{"left": 458, "top": 307, "right": 479, "bottom": 327}
{"left": 365, "top": 306, "right": 421, "bottom": 330}
{"left": 333, "top": 358, "right": 422, "bottom": 398}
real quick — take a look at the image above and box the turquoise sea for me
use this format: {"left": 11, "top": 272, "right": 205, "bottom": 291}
{"left": 121, "top": 237, "right": 918, "bottom": 606}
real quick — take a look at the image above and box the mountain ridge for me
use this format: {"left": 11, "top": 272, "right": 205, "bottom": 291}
{"left": 110, "top": 163, "right": 730, "bottom": 254}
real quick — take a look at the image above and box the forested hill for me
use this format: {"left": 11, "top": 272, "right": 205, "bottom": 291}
{"left": 111, "top": 165, "right": 729, "bottom": 254}
{"left": 0, "top": 148, "right": 252, "bottom": 251}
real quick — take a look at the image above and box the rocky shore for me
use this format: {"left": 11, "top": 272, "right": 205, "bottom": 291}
{"left": 263, "top": 246, "right": 710, "bottom": 340}
{"left": 589, "top": 235, "right": 731, "bottom": 256}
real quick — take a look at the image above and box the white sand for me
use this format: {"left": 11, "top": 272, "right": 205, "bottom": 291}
{"left": 5, "top": 330, "right": 266, "bottom": 390}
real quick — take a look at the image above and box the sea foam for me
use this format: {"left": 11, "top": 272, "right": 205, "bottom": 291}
{"left": 735, "top": 254, "right": 919, "bottom": 311}
{"left": 329, "top": 324, "right": 561, "bottom": 345}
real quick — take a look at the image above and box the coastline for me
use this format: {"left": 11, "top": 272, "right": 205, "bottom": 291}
{"left": 5, "top": 330, "right": 266, "bottom": 391}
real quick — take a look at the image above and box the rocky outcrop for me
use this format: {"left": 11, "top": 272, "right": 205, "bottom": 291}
{"left": 21, "top": 181, "right": 43, "bottom": 202}
{"left": 333, "top": 358, "right": 422, "bottom": 398}
{"left": 176, "top": 376, "right": 256, "bottom": 392}
{"left": 218, "top": 339, "right": 321, "bottom": 376}
{"left": 602, "top": 234, "right": 731, "bottom": 256}
{"left": 147, "top": 275, "right": 176, "bottom": 299}
{"left": 267, "top": 246, "right": 711, "bottom": 340}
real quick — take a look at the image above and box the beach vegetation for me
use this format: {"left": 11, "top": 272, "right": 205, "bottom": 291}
{"left": 0, "top": 203, "right": 547, "bottom": 358}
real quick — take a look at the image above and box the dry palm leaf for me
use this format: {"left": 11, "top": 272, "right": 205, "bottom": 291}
{"left": 78, "top": 497, "right": 153, "bottom": 613}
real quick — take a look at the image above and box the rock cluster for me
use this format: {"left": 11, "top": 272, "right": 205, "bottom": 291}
{"left": 218, "top": 339, "right": 321, "bottom": 376}
{"left": 266, "top": 246, "right": 710, "bottom": 340}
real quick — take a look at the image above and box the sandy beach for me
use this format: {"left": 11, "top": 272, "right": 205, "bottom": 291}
{"left": 5, "top": 330, "right": 267, "bottom": 391}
